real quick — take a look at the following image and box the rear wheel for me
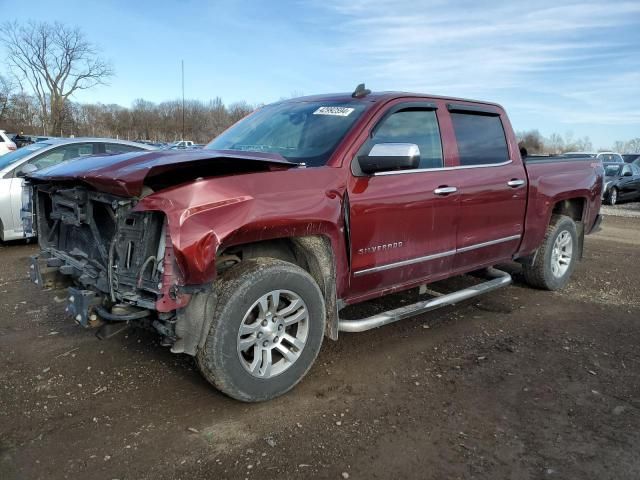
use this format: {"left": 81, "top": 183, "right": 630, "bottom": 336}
{"left": 196, "top": 258, "right": 326, "bottom": 402}
{"left": 523, "top": 214, "right": 578, "bottom": 291}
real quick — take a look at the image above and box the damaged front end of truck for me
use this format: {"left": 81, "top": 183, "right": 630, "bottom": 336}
{"left": 27, "top": 184, "right": 188, "bottom": 343}
{"left": 24, "top": 149, "right": 303, "bottom": 353}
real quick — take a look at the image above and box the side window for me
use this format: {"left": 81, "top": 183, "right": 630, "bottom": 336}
{"left": 632, "top": 165, "right": 640, "bottom": 175}
{"left": 29, "top": 143, "right": 94, "bottom": 170}
{"left": 104, "top": 143, "right": 145, "bottom": 154}
{"left": 365, "top": 109, "right": 443, "bottom": 169}
{"left": 622, "top": 165, "right": 632, "bottom": 176}
{"left": 450, "top": 113, "right": 509, "bottom": 166}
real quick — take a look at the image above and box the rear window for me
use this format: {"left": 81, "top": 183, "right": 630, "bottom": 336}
{"left": 451, "top": 113, "right": 509, "bottom": 166}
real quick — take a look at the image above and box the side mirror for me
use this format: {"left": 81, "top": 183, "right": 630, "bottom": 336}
{"left": 623, "top": 171, "right": 633, "bottom": 177}
{"left": 17, "top": 163, "right": 38, "bottom": 178}
{"left": 358, "top": 143, "right": 420, "bottom": 175}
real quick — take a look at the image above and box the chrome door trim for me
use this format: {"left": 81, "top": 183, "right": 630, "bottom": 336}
{"left": 456, "top": 234, "right": 522, "bottom": 253}
{"left": 373, "top": 160, "right": 513, "bottom": 177}
{"left": 353, "top": 249, "right": 456, "bottom": 277}
{"left": 353, "top": 234, "right": 521, "bottom": 276}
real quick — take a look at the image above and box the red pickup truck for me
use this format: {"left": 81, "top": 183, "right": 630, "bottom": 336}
{"left": 26, "top": 86, "right": 603, "bottom": 402}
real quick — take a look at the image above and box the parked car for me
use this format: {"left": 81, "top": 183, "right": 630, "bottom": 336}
{"left": 602, "top": 162, "right": 640, "bottom": 205}
{"left": 26, "top": 88, "right": 603, "bottom": 402}
{"left": 562, "top": 151, "right": 624, "bottom": 162}
{"left": 10, "top": 132, "right": 32, "bottom": 148}
{"left": 0, "top": 130, "right": 18, "bottom": 156}
{"left": 622, "top": 154, "right": 640, "bottom": 163}
{"left": 12, "top": 134, "right": 54, "bottom": 148}
{"left": 0, "top": 138, "right": 155, "bottom": 241}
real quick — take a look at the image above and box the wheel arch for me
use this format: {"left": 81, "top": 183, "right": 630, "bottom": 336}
{"left": 517, "top": 196, "right": 587, "bottom": 267}
{"left": 217, "top": 235, "right": 341, "bottom": 340}
{"left": 172, "top": 234, "right": 342, "bottom": 357}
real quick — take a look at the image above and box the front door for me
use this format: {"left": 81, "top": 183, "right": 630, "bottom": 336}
{"left": 347, "top": 104, "right": 460, "bottom": 300}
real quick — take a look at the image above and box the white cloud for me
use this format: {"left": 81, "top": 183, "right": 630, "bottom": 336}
{"left": 315, "top": 0, "right": 640, "bottom": 139}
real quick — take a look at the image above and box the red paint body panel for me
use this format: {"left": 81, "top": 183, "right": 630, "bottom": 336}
{"left": 32, "top": 91, "right": 603, "bottom": 310}
{"left": 517, "top": 159, "right": 603, "bottom": 256}
{"left": 135, "top": 167, "right": 350, "bottom": 293}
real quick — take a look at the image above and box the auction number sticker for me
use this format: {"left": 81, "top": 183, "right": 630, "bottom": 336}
{"left": 313, "top": 106, "right": 355, "bottom": 116}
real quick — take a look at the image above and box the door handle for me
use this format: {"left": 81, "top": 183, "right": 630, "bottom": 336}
{"left": 434, "top": 186, "right": 457, "bottom": 195}
{"left": 507, "top": 179, "right": 525, "bottom": 188}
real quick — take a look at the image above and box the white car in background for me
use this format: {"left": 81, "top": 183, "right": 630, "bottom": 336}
{"left": 0, "top": 138, "right": 156, "bottom": 241}
{"left": 0, "top": 130, "right": 18, "bottom": 156}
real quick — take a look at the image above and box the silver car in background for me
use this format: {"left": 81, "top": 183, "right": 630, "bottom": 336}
{"left": 0, "top": 138, "right": 156, "bottom": 241}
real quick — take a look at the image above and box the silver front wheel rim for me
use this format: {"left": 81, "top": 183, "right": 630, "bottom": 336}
{"left": 550, "top": 230, "right": 573, "bottom": 278}
{"left": 610, "top": 189, "right": 617, "bottom": 205}
{"left": 237, "top": 289, "right": 309, "bottom": 379}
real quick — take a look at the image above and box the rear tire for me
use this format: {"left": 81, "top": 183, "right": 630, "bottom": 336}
{"left": 523, "top": 215, "right": 578, "bottom": 291}
{"left": 196, "top": 258, "right": 326, "bottom": 402}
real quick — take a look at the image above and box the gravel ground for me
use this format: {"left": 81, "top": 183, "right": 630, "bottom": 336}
{"left": 1, "top": 216, "right": 639, "bottom": 480}
{"left": 601, "top": 201, "right": 640, "bottom": 218}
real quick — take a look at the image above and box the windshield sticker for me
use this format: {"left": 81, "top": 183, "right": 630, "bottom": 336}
{"left": 313, "top": 106, "right": 355, "bottom": 117}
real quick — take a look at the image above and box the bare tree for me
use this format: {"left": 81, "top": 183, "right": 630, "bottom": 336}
{"left": 613, "top": 140, "right": 626, "bottom": 153}
{"left": 516, "top": 130, "right": 544, "bottom": 154}
{"left": 624, "top": 138, "right": 640, "bottom": 153}
{"left": 0, "top": 21, "right": 113, "bottom": 135}
{"left": 0, "top": 73, "right": 15, "bottom": 122}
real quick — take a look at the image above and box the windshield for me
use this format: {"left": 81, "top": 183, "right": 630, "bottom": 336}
{"left": 0, "top": 142, "right": 50, "bottom": 170}
{"left": 604, "top": 164, "right": 622, "bottom": 177}
{"left": 206, "top": 101, "right": 368, "bottom": 166}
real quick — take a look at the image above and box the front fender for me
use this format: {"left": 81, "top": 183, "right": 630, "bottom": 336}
{"left": 135, "top": 168, "right": 347, "bottom": 287}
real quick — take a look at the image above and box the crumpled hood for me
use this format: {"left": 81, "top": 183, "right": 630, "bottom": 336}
{"left": 28, "top": 149, "right": 296, "bottom": 197}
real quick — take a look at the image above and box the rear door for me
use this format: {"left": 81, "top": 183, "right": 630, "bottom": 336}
{"left": 447, "top": 105, "right": 527, "bottom": 271}
{"left": 347, "top": 101, "right": 460, "bottom": 299}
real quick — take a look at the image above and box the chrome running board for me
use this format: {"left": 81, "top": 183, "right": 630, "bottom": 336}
{"left": 338, "top": 268, "right": 512, "bottom": 333}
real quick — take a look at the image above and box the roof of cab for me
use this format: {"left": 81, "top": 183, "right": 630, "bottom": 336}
{"left": 280, "top": 91, "right": 505, "bottom": 110}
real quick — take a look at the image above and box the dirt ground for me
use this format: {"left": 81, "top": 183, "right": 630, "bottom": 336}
{"left": 1, "top": 215, "right": 639, "bottom": 480}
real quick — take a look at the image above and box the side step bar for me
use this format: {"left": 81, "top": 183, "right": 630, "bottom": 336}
{"left": 338, "top": 268, "right": 512, "bottom": 333}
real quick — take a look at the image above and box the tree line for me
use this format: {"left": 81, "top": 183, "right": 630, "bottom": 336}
{"left": 0, "top": 76, "right": 254, "bottom": 143}
{"left": 516, "top": 129, "right": 640, "bottom": 155}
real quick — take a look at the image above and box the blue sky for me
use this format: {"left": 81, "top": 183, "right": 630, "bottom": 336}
{"left": 2, "top": 0, "right": 639, "bottom": 148}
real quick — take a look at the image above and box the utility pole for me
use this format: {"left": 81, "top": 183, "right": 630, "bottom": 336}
{"left": 181, "top": 60, "right": 185, "bottom": 141}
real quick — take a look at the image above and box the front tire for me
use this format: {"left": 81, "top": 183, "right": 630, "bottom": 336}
{"left": 607, "top": 187, "right": 618, "bottom": 206}
{"left": 196, "top": 258, "right": 326, "bottom": 402}
{"left": 523, "top": 214, "right": 578, "bottom": 291}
